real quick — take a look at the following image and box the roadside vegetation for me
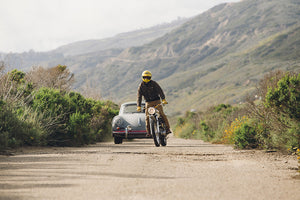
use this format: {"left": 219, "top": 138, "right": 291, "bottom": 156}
{"left": 0, "top": 64, "right": 118, "bottom": 151}
{"left": 174, "top": 70, "right": 300, "bottom": 152}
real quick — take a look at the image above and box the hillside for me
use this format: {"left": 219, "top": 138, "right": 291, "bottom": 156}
{"left": 76, "top": 0, "right": 300, "bottom": 115}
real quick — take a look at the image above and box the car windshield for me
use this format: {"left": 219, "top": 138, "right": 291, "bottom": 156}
{"left": 122, "top": 104, "right": 145, "bottom": 114}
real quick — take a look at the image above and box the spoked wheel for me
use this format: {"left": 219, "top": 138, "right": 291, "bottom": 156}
{"left": 160, "top": 123, "right": 167, "bottom": 146}
{"left": 150, "top": 118, "right": 160, "bottom": 147}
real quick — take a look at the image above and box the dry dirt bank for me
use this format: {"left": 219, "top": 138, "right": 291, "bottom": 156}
{"left": 0, "top": 135, "right": 299, "bottom": 200}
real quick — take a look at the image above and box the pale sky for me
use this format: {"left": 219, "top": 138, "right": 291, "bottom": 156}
{"left": 0, "top": 0, "right": 240, "bottom": 53}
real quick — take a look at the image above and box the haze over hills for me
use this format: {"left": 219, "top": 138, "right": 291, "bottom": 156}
{"left": 1, "top": 0, "right": 300, "bottom": 115}
{"left": 0, "top": 17, "right": 188, "bottom": 72}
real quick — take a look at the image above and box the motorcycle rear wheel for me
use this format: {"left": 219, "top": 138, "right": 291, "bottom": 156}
{"left": 160, "top": 135, "right": 167, "bottom": 146}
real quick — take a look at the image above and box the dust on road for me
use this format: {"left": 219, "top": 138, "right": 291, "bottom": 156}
{"left": 0, "top": 135, "right": 299, "bottom": 200}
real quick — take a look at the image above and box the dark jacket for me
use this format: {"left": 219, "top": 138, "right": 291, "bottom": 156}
{"left": 137, "top": 80, "right": 165, "bottom": 107}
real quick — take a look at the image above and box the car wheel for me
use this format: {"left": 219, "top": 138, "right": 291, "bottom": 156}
{"left": 114, "top": 137, "right": 123, "bottom": 144}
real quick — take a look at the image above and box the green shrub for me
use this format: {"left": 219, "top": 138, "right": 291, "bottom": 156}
{"left": 177, "top": 117, "right": 185, "bottom": 126}
{"left": 246, "top": 70, "right": 300, "bottom": 150}
{"left": 199, "top": 120, "right": 214, "bottom": 141}
{"left": 234, "top": 122, "right": 258, "bottom": 149}
{"left": 175, "top": 122, "right": 196, "bottom": 139}
{"left": 214, "top": 104, "right": 231, "bottom": 112}
{"left": 285, "top": 123, "right": 300, "bottom": 150}
{"left": 68, "top": 112, "right": 92, "bottom": 145}
{"left": 174, "top": 104, "right": 247, "bottom": 143}
{"left": 8, "top": 69, "right": 25, "bottom": 84}
{"left": 0, "top": 103, "right": 23, "bottom": 149}
{"left": 265, "top": 73, "right": 300, "bottom": 120}
{"left": 30, "top": 88, "right": 118, "bottom": 146}
{"left": 0, "top": 66, "right": 118, "bottom": 150}
{"left": 32, "top": 88, "right": 68, "bottom": 117}
{"left": 0, "top": 101, "right": 46, "bottom": 150}
{"left": 174, "top": 70, "right": 299, "bottom": 151}
{"left": 0, "top": 132, "right": 10, "bottom": 150}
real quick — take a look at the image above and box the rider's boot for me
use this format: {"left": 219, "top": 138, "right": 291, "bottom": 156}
{"left": 146, "top": 130, "right": 151, "bottom": 137}
{"left": 166, "top": 128, "right": 172, "bottom": 135}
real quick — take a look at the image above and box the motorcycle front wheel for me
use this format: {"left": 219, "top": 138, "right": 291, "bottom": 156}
{"left": 150, "top": 118, "right": 160, "bottom": 147}
{"left": 160, "top": 122, "right": 167, "bottom": 146}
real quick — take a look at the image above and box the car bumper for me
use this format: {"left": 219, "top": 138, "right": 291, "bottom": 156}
{"left": 112, "top": 130, "right": 150, "bottom": 138}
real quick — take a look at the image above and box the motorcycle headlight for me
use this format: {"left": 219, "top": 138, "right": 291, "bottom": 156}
{"left": 148, "top": 107, "right": 156, "bottom": 115}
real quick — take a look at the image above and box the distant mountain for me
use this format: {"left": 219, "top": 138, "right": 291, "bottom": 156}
{"left": 52, "top": 18, "right": 189, "bottom": 57}
{"left": 0, "top": 17, "right": 188, "bottom": 71}
{"left": 77, "top": 0, "right": 300, "bottom": 115}
{"left": 0, "top": 50, "right": 64, "bottom": 71}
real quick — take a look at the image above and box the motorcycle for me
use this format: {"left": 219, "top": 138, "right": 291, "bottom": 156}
{"left": 148, "top": 104, "right": 167, "bottom": 147}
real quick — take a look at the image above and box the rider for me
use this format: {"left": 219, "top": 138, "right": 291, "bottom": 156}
{"left": 137, "top": 70, "right": 171, "bottom": 137}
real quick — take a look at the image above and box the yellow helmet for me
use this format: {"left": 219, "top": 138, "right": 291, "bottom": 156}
{"left": 142, "top": 70, "right": 152, "bottom": 83}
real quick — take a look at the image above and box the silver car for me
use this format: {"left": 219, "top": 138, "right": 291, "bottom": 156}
{"left": 112, "top": 102, "right": 148, "bottom": 144}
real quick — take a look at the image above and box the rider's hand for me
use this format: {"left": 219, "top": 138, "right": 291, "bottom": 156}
{"left": 162, "top": 99, "right": 168, "bottom": 104}
{"left": 137, "top": 106, "right": 141, "bottom": 112}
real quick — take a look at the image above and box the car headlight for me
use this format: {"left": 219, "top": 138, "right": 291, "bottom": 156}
{"left": 113, "top": 117, "right": 123, "bottom": 126}
{"left": 148, "top": 107, "right": 156, "bottom": 115}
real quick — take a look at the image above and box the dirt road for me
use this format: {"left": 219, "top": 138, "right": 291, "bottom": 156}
{"left": 0, "top": 135, "right": 299, "bottom": 200}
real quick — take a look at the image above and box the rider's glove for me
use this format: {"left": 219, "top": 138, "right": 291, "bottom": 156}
{"left": 137, "top": 106, "right": 141, "bottom": 112}
{"left": 162, "top": 99, "right": 168, "bottom": 104}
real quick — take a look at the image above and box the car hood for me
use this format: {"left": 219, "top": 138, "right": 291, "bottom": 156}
{"left": 122, "top": 113, "right": 145, "bottom": 126}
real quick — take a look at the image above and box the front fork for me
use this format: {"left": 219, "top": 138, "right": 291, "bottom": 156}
{"left": 150, "top": 115, "right": 166, "bottom": 136}
{"left": 149, "top": 115, "right": 160, "bottom": 135}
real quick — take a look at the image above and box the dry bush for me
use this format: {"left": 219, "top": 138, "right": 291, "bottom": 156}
{"left": 247, "top": 70, "right": 283, "bottom": 127}
{"left": 0, "top": 62, "right": 6, "bottom": 96}
{"left": 79, "top": 85, "right": 102, "bottom": 100}
{"left": 246, "top": 70, "right": 297, "bottom": 131}
{"left": 257, "top": 70, "right": 286, "bottom": 100}
{"left": 26, "top": 65, "right": 74, "bottom": 91}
